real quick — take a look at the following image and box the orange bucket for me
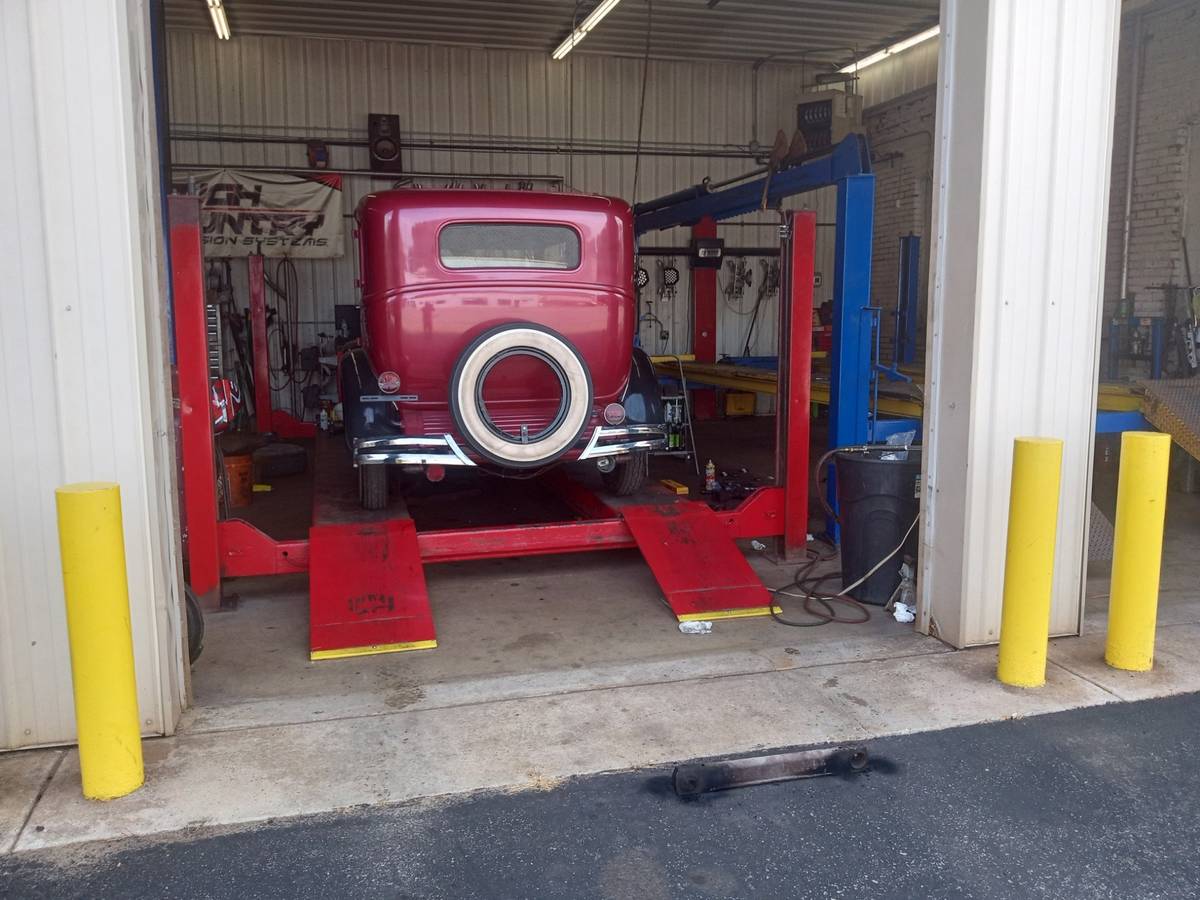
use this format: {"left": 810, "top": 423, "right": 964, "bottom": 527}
{"left": 223, "top": 454, "right": 254, "bottom": 508}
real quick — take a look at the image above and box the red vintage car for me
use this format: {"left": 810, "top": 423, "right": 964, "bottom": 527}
{"left": 340, "top": 189, "right": 668, "bottom": 508}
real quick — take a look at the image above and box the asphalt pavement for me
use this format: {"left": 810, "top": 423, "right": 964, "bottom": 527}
{"left": 4, "top": 692, "right": 1199, "bottom": 899}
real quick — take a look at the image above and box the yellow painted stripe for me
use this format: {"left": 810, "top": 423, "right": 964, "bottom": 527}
{"left": 677, "top": 606, "right": 781, "bottom": 622}
{"left": 310, "top": 639, "right": 438, "bottom": 661}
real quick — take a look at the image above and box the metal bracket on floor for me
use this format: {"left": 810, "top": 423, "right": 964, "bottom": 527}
{"left": 672, "top": 745, "right": 870, "bottom": 798}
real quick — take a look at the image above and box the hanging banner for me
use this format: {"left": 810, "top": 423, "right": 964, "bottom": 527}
{"left": 174, "top": 169, "right": 344, "bottom": 258}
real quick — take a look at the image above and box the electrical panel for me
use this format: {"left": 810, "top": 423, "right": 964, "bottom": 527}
{"left": 690, "top": 237, "right": 725, "bottom": 269}
{"left": 796, "top": 90, "right": 864, "bottom": 153}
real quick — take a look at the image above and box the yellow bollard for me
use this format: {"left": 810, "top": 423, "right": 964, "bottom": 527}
{"left": 996, "top": 438, "right": 1064, "bottom": 688}
{"left": 55, "top": 482, "right": 144, "bottom": 800}
{"left": 1105, "top": 431, "right": 1172, "bottom": 671}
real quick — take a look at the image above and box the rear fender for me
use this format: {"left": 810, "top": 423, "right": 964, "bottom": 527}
{"left": 339, "top": 349, "right": 403, "bottom": 448}
{"left": 621, "top": 347, "right": 665, "bottom": 425}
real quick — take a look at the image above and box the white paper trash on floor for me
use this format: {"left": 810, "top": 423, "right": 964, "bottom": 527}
{"left": 679, "top": 621, "right": 713, "bottom": 634}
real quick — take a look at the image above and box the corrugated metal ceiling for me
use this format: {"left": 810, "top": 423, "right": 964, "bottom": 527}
{"left": 163, "top": 0, "right": 939, "bottom": 65}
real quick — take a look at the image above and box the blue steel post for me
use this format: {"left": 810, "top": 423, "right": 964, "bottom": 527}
{"left": 830, "top": 175, "right": 875, "bottom": 449}
{"left": 827, "top": 174, "right": 876, "bottom": 536}
{"left": 897, "top": 234, "right": 921, "bottom": 365}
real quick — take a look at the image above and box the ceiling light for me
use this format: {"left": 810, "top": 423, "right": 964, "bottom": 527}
{"left": 815, "top": 72, "right": 857, "bottom": 85}
{"left": 839, "top": 25, "right": 939, "bottom": 74}
{"left": 207, "top": 0, "right": 231, "bottom": 41}
{"left": 552, "top": 0, "right": 622, "bottom": 61}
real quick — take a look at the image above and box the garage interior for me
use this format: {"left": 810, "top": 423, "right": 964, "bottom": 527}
{"left": 159, "top": 0, "right": 931, "bottom": 729}
{"left": 6, "top": 2, "right": 1200, "bottom": 839}
{"left": 128, "top": 0, "right": 1200, "bottom": 741}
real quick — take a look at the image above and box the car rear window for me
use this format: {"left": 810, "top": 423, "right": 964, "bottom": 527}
{"left": 438, "top": 223, "right": 581, "bottom": 270}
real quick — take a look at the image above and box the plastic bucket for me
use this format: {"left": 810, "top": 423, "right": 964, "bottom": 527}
{"left": 835, "top": 447, "right": 921, "bottom": 606}
{"left": 223, "top": 453, "right": 254, "bottom": 508}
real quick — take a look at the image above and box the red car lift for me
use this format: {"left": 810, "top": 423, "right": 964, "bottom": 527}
{"left": 171, "top": 194, "right": 815, "bottom": 658}
{"left": 247, "top": 253, "right": 317, "bottom": 440}
{"left": 171, "top": 199, "right": 221, "bottom": 612}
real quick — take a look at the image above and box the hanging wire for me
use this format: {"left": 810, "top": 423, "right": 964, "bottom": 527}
{"left": 567, "top": 0, "right": 583, "bottom": 190}
{"left": 631, "top": 0, "right": 654, "bottom": 205}
{"left": 769, "top": 444, "right": 920, "bottom": 628}
{"left": 264, "top": 256, "right": 303, "bottom": 416}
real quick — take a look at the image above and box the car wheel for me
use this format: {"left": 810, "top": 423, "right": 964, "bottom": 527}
{"left": 601, "top": 451, "right": 648, "bottom": 496}
{"left": 359, "top": 465, "right": 388, "bottom": 510}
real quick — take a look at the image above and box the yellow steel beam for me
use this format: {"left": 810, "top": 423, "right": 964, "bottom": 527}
{"left": 1097, "top": 383, "right": 1144, "bottom": 412}
{"left": 652, "top": 360, "right": 924, "bottom": 418}
{"left": 655, "top": 358, "right": 1150, "bottom": 421}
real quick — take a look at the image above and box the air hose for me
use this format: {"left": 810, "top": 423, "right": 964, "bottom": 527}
{"left": 770, "top": 443, "right": 920, "bottom": 628}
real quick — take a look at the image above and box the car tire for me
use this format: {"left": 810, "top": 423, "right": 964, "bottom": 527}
{"left": 449, "top": 323, "right": 593, "bottom": 469}
{"left": 359, "top": 464, "right": 388, "bottom": 510}
{"left": 184, "top": 585, "right": 205, "bottom": 665}
{"left": 601, "top": 451, "right": 648, "bottom": 496}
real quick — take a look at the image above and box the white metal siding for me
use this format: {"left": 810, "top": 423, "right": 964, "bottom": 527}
{"left": 919, "top": 0, "right": 1121, "bottom": 647}
{"left": 164, "top": 30, "right": 839, "bottom": 411}
{"left": 0, "top": 0, "right": 183, "bottom": 749}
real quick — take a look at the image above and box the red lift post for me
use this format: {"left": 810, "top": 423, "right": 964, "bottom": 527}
{"left": 174, "top": 207, "right": 817, "bottom": 658}
{"left": 777, "top": 212, "right": 815, "bottom": 560}
{"left": 690, "top": 215, "right": 719, "bottom": 420}
{"left": 170, "top": 197, "right": 222, "bottom": 612}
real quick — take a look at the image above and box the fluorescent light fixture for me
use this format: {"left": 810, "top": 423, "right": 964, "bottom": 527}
{"left": 207, "top": 0, "right": 231, "bottom": 40}
{"left": 552, "top": 0, "right": 622, "bottom": 60}
{"left": 839, "top": 24, "right": 939, "bottom": 73}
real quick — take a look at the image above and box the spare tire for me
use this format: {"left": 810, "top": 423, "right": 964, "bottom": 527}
{"left": 450, "top": 323, "right": 593, "bottom": 468}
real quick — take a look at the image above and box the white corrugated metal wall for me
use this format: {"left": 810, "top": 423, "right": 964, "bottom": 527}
{"left": 919, "top": 0, "right": 1120, "bottom": 647}
{"left": 0, "top": 0, "right": 184, "bottom": 749}
{"left": 164, "top": 30, "right": 841, "bottom": 415}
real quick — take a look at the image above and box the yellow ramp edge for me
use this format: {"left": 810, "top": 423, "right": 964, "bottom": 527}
{"left": 311, "top": 639, "right": 438, "bottom": 661}
{"left": 1139, "top": 379, "right": 1200, "bottom": 463}
{"left": 677, "top": 606, "right": 782, "bottom": 622}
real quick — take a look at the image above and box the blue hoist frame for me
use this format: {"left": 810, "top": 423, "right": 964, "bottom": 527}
{"left": 634, "top": 133, "right": 878, "bottom": 455}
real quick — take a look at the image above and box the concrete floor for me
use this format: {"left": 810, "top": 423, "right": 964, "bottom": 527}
{"left": 9, "top": 694, "right": 1200, "bottom": 899}
{"left": 3, "top": 419, "right": 1200, "bottom": 854}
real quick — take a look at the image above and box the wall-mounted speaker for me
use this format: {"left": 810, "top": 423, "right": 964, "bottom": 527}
{"left": 367, "top": 113, "right": 403, "bottom": 173}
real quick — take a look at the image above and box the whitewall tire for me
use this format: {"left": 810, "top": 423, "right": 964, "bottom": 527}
{"left": 449, "top": 323, "right": 593, "bottom": 468}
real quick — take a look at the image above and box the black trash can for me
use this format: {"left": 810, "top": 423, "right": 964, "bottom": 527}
{"left": 835, "top": 446, "right": 922, "bottom": 606}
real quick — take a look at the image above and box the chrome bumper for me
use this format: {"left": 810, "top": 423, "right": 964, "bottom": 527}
{"left": 353, "top": 425, "right": 668, "bottom": 467}
{"left": 577, "top": 424, "right": 668, "bottom": 460}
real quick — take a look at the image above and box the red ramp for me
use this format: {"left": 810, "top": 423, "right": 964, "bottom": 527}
{"left": 621, "top": 502, "right": 776, "bottom": 621}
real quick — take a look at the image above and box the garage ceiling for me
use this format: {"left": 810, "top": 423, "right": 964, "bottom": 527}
{"left": 162, "top": 0, "right": 939, "bottom": 66}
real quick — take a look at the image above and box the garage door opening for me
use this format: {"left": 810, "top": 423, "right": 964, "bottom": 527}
{"left": 160, "top": 0, "right": 947, "bottom": 734}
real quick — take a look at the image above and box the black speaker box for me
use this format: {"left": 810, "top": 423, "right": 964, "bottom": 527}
{"left": 367, "top": 113, "right": 403, "bottom": 173}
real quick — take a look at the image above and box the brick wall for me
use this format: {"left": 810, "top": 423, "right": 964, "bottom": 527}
{"left": 1103, "top": 1, "right": 1200, "bottom": 320}
{"left": 857, "top": 1, "right": 1200, "bottom": 374}
{"left": 864, "top": 86, "right": 936, "bottom": 367}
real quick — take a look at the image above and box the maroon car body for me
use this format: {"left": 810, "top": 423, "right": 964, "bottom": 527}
{"left": 340, "top": 189, "right": 666, "bottom": 504}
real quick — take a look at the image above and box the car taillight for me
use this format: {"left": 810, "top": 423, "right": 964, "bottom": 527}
{"left": 603, "top": 402, "right": 626, "bottom": 425}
